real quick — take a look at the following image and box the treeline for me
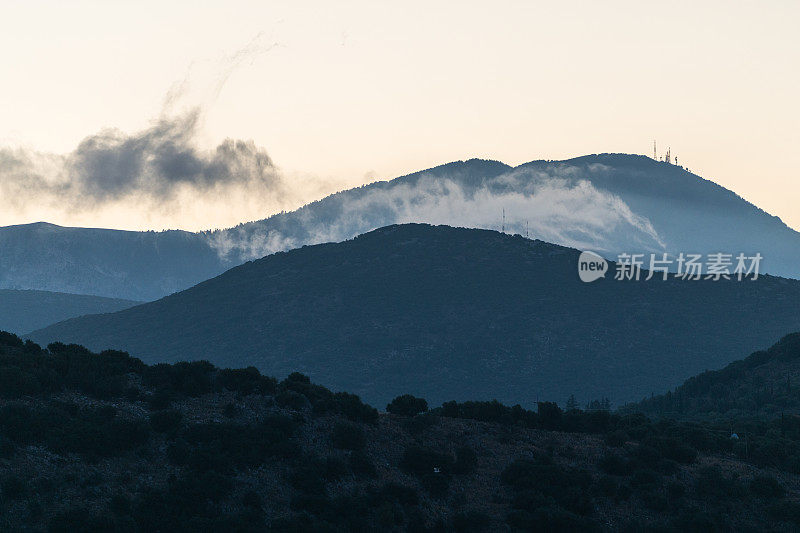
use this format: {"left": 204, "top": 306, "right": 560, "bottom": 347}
{"left": 3, "top": 331, "right": 800, "bottom": 531}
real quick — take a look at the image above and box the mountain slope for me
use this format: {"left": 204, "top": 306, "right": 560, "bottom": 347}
{"left": 0, "top": 289, "right": 138, "bottom": 335}
{"left": 0, "top": 222, "right": 229, "bottom": 300}
{"left": 30, "top": 224, "right": 800, "bottom": 408}
{"left": 630, "top": 332, "right": 800, "bottom": 420}
{"left": 4, "top": 332, "right": 800, "bottom": 532}
{"left": 5, "top": 154, "right": 800, "bottom": 300}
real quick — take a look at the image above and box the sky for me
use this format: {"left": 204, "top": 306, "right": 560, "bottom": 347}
{"left": 1, "top": 0, "right": 798, "bottom": 232}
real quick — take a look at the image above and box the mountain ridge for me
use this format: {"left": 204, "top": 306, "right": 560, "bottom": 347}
{"left": 29, "top": 223, "right": 800, "bottom": 408}
{"left": 5, "top": 153, "right": 800, "bottom": 300}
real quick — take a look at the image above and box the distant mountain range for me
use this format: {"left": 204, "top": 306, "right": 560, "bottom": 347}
{"left": 0, "top": 289, "right": 138, "bottom": 335}
{"left": 30, "top": 224, "right": 800, "bottom": 408}
{"left": 4, "top": 154, "right": 800, "bottom": 300}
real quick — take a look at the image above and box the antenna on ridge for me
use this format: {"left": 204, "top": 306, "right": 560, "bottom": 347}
{"left": 526, "top": 220, "right": 529, "bottom": 239}
{"left": 653, "top": 140, "right": 657, "bottom": 160}
{"left": 501, "top": 208, "right": 505, "bottom": 233}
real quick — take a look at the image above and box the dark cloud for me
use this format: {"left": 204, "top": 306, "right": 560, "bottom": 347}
{"left": 0, "top": 109, "right": 283, "bottom": 211}
{"left": 62, "top": 110, "right": 279, "bottom": 201}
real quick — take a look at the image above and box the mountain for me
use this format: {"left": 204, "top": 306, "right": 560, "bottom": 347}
{"left": 4, "top": 154, "right": 800, "bottom": 300}
{"left": 30, "top": 224, "right": 800, "bottom": 408}
{"left": 630, "top": 332, "right": 800, "bottom": 420}
{"left": 0, "top": 222, "right": 228, "bottom": 301}
{"left": 0, "top": 289, "right": 138, "bottom": 335}
{"left": 3, "top": 332, "right": 800, "bottom": 532}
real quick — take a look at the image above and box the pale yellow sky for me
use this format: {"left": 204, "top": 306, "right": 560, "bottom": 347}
{"left": 1, "top": 0, "right": 798, "bottom": 231}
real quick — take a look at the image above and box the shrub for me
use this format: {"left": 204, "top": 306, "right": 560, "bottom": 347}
{"left": 386, "top": 394, "right": 428, "bottom": 416}
{"left": 594, "top": 476, "right": 618, "bottom": 497}
{"left": 537, "top": 402, "right": 563, "bottom": 430}
{"left": 1, "top": 474, "right": 28, "bottom": 499}
{"left": 507, "top": 507, "right": 599, "bottom": 532}
{"left": 289, "top": 465, "right": 328, "bottom": 495}
{"left": 275, "top": 390, "right": 310, "bottom": 410}
{"left": 421, "top": 472, "right": 450, "bottom": 497}
{"left": 333, "top": 392, "right": 379, "bottom": 424}
{"left": 630, "top": 469, "right": 661, "bottom": 489}
{"left": 331, "top": 422, "right": 366, "bottom": 451}
{"left": 768, "top": 501, "right": 800, "bottom": 525}
{"left": 216, "top": 367, "right": 276, "bottom": 395}
{"left": 749, "top": 475, "right": 785, "bottom": 498}
{"left": 452, "top": 446, "right": 478, "bottom": 475}
{"left": 666, "top": 480, "right": 686, "bottom": 500}
{"left": 149, "top": 410, "right": 183, "bottom": 433}
{"left": 599, "top": 454, "right": 631, "bottom": 476}
{"left": 605, "top": 430, "right": 627, "bottom": 447}
{"left": 349, "top": 451, "right": 377, "bottom": 477}
{"left": 379, "top": 483, "right": 419, "bottom": 507}
{"left": 400, "top": 446, "right": 454, "bottom": 476}
{"left": 452, "top": 510, "right": 491, "bottom": 532}
{"left": 695, "top": 466, "right": 744, "bottom": 499}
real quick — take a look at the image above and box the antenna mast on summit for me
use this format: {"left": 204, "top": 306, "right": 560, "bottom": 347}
{"left": 502, "top": 208, "right": 505, "bottom": 233}
{"left": 653, "top": 140, "right": 657, "bottom": 160}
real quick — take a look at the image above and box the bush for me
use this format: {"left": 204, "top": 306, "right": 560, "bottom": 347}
{"left": 349, "top": 451, "right": 376, "bottom": 477}
{"left": 749, "top": 475, "right": 785, "bottom": 498}
{"left": 386, "top": 395, "right": 428, "bottom": 416}
{"left": 605, "top": 430, "right": 627, "bottom": 447}
{"left": 400, "top": 446, "right": 454, "bottom": 476}
{"left": 452, "top": 510, "right": 491, "bottom": 532}
{"left": 333, "top": 392, "right": 379, "bottom": 424}
{"left": 289, "top": 465, "right": 328, "bottom": 495}
{"left": 1, "top": 474, "right": 28, "bottom": 499}
{"left": 379, "top": 483, "right": 419, "bottom": 507}
{"left": 599, "top": 454, "right": 631, "bottom": 476}
{"left": 216, "top": 367, "right": 276, "bottom": 395}
{"left": 594, "top": 476, "right": 618, "bottom": 497}
{"left": 149, "top": 410, "right": 183, "bottom": 433}
{"left": 275, "top": 390, "right": 310, "bottom": 410}
{"left": 695, "top": 466, "right": 744, "bottom": 499}
{"left": 331, "top": 422, "right": 366, "bottom": 451}
{"left": 506, "top": 506, "right": 599, "bottom": 532}
{"left": 452, "top": 446, "right": 478, "bottom": 475}
{"left": 630, "top": 469, "right": 661, "bottom": 489}
{"left": 421, "top": 472, "right": 450, "bottom": 497}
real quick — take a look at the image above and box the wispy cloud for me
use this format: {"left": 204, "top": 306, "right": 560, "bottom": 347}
{"left": 0, "top": 34, "right": 324, "bottom": 231}
{"left": 209, "top": 166, "right": 666, "bottom": 261}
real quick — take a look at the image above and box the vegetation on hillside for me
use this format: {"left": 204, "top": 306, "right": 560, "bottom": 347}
{"left": 3, "top": 331, "right": 800, "bottom": 531}
{"left": 631, "top": 332, "right": 800, "bottom": 421}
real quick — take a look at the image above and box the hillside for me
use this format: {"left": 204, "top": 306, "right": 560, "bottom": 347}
{"left": 4, "top": 332, "right": 800, "bottom": 532}
{"left": 30, "top": 224, "right": 800, "bottom": 408}
{"left": 631, "top": 333, "right": 800, "bottom": 420}
{"left": 4, "top": 154, "right": 800, "bottom": 300}
{"left": 0, "top": 222, "right": 227, "bottom": 300}
{"left": 0, "top": 289, "right": 138, "bottom": 335}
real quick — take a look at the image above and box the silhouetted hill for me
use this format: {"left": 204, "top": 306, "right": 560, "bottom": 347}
{"left": 4, "top": 331, "right": 800, "bottom": 531}
{"left": 630, "top": 333, "right": 800, "bottom": 420}
{"left": 4, "top": 154, "right": 800, "bottom": 300}
{"left": 0, "top": 222, "right": 227, "bottom": 300}
{"left": 30, "top": 224, "right": 800, "bottom": 408}
{"left": 0, "top": 289, "right": 138, "bottom": 335}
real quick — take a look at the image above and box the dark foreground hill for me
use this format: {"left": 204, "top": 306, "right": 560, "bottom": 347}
{"left": 631, "top": 333, "right": 800, "bottom": 420}
{"left": 4, "top": 332, "right": 800, "bottom": 532}
{"left": 0, "top": 289, "right": 138, "bottom": 335}
{"left": 30, "top": 224, "right": 800, "bottom": 408}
